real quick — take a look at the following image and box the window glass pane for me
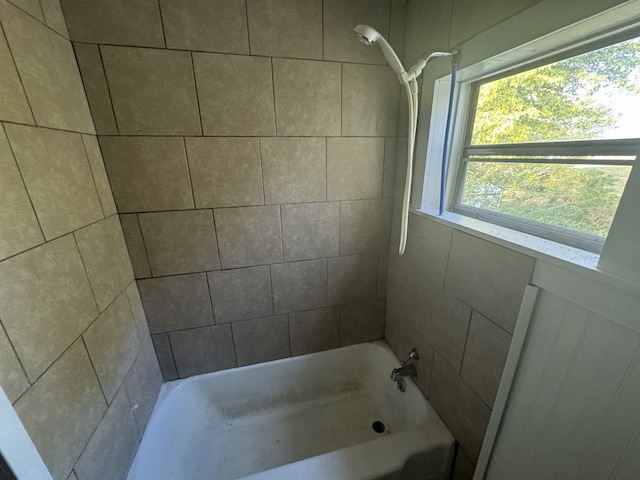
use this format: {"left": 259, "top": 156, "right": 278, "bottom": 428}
{"left": 461, "top": 162, "right": 631, "bottom": 237}
{"left": 470, "top": 36, "right": 640, "bottom": 145}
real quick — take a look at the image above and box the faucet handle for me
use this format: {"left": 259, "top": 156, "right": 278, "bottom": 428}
{"left": 401, "top": 348, "right": 419, "bottom": 365}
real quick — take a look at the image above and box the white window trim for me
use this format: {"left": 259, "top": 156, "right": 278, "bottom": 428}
{"left": 416, "top": 0, "right": 640, "bottom": 276}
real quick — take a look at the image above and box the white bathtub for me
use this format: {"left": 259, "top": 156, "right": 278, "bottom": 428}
{"left": 126, "top": 342, "right": 455, "bottom": 480}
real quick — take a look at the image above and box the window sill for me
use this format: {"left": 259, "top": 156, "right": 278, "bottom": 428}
{"left": 412, "top": 207, "right": 600, "bottom": 272}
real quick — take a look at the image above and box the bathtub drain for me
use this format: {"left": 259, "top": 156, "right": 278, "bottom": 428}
{"left": 372, "top": 421, "right": 385, "bottom": 433}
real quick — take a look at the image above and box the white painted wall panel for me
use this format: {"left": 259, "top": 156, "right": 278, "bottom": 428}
{"left": 485, "top": 290, "right": 640, "bottom": 480}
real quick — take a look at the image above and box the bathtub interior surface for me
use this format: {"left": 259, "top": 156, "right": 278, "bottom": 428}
{"left": 127, "top": 342, "right": 454, "bottom": 480}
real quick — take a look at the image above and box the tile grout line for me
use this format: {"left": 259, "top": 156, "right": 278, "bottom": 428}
{"left": 6, "top": 0, "right": 68, "bottom": 43}
{"left": 0, "top": 317, "right": 31, "bottom": 389}
{"left": 1, "top": 123, "right": 46, "bottom": 241}
{"left": 181, "top": 136, "right": 197, "bottom": 208}
{"left": 210, "top": 209, "right": 224, "bottom": 274}
{"left": 80, "top": 135, "right": 107, "bottom": 218}
{"left": 69, "top": 40, "right": 393, "bottom": 68}
{"left": 72, "top": 232, "right": 101, "bottom": 312}
{"left": 204, "top": 266, "right": 216, "bottom": 325}
{"left": 136, "top": 215, "right": 157, "bottom": 278}
{"left": 0, "top": 23, "right": 37, "bottom": 125}
{"left": 36, "top": 0, "right": 46, "bottom": 27}
{"left": 97, "top": 44, "right": 121, "bottom": 135}
{"left": 270, "top": 57, "right": 278, "bottom": 135}
{"left": 81, "top": 336, "right": 110, "bottom": 406}
{"left": 244, "top": 0, "right": 251, "bottom": 55}
{"left": 321, "top": 0, "right": 325, "bottom": 60}
{"left": 0, "top": 116, "right": 395, "bottom": 138}
{"left": 258, "top": 137, "right": 267, "bottom": 205}
{"left": 190, "top": 52, "right": 204, "bottom": 136}
{"left": 229, "top": 323, "right": 239, "bottom": 367}
{"left": 156, "top": 0, "right": 168, "bottom": 48}
{"left": 268, "top": 264, "right": 276, "bottom": 318}
{"left": 165, "top": 333, "right": 179, "bottom": 379}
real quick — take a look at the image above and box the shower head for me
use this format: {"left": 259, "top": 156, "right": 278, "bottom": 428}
{"left": 353, "top": 24, "right": 406, "bottom": 79}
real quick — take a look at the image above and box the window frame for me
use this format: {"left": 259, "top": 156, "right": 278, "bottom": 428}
{"left": 434, "top": 27, "right": 640, "bottom": 253}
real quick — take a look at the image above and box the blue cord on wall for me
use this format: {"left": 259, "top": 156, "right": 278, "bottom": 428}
{"left": 439, "top": 62, "right": 458, "bottom": 215}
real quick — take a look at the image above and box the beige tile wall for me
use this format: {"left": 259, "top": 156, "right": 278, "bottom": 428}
{"left": 0, "top": 1, "right": 162, "bottom": 478}
{"left": 383, "top": 2, "right": 551, "bottom": 478}
{"left": 385, "top": 213, "right": 534, "bottom": 474}
{"left": 62, "top": 0, "right": 407, "bottom": 382}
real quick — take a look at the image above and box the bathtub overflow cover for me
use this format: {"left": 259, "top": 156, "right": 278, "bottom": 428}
{"left": 372, "top": 421, "right": 385, "bottom": 434}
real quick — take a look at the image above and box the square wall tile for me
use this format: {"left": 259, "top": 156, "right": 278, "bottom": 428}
{"left": 82, "top": 135, "right": 117, "bottom": 217}
{"left": 5, "top": 125, "right": 102, "bottom": 240}
{"left": 445, "top": 231, "right": 535, "bottom": 333}
{"left": 271, "top": 259, "right": 327, "bottom": 314}
{"left": 208, "top": 266, "right": 273, "bottom": 323}
{"left": 232, "top": 316, "right": 289, "bottom": 366}
{"left": 342, "top": 64, "right": 400, "bottom": 136}
{"left": 340, "top": 199, "right": 392, "bottom": 255}
{"left": 0, "top": 236, "right": 98, "bottom": 381}
{"left": 340, "top": 299, "right": 385, "bottom": 346}
{"left": 120, "top": 214, "right": 152, "bottom": 279}
{"left": 194, "top": 53, "right": 275, "bottom": 136}
{"left": 247, "top": 0, "right": 322, "bottom": 59}
{"left": 281, "top": 202, "right": 339, "bottom": 261}
{"left": 170, "top": 325, "right": 236, "bottom": 378}
{"left": 400, "top": 214, "right": 452, "bottom": 287}
{"left": 138, "top": 274, "right": 214, "bottom": 334}
{"left": 0, "top": 323, "right": 29, "bottom": 403}
{"left": 101, "top": 46, "right": 200, "bottom": 135}
{"left": 461, "top": 311, "right": 512, "bottom": 407}
{"left": 430, "top": 354, "right": 492, "bottom": 462}
{"left": 152, "top": 333, "right": 177, "bottom": 381}
{"left": 1, "top": 2, "right": 94, "bottom": 132}
{"left": 416, "top": 275, "right": 471, "bottom": 373}
{"left": 273, "top": 58, "right": 341, "bottom": 136}
{"left": 14, "top": 340, "right": 106, "bottom": 480}
{"left": 124, "top": 338, "right": 163, "bottom": 432}
{"left": 74, "top": 43, "right": 118, "bottom": 135}
{"left": 139, "top": 210, "right": 220, "bottom": 276}
{"left": 100, "top": 136, "right": 194, "bottom": 213}
{"left": 261, "top": 137, "right": 326, "bottom": 204}
{"left": 0, "top": 21, "right": 32, "bottom": 123}
{"left": 328, "top": 254, "right": 377, "bottom": 305}
{"left": 289, "top": 307, "right": 339, "bottom": 356}
{"left": 328, "top": 137, "right": 384, "bottom": 200}
{"left": 60, "top": 0, "right": 164, "bottom": 47}
{"left": 215, "top": 206, "right": 283, "bottom": 269}
{"left": 186, "top": 137, "right": 263, "bottom": 208}
{"left": 0, "top": 127, "right": 42, "bottom": 261}
{"left": 75, "top": 216, "right": 134, "bottom": 311}
{"left": 74, "top": 388, "right": 140, "bottom": 480}
{"left": 323, "top": 0, "right": 390, "bottom": 64}
{"left": 83, "top": 291, "right": 140, "bottom": 402}
{"left": 160, "top": 0, "right": 249, "bottom": 54}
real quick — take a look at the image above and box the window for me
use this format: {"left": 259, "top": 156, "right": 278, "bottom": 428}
{"left": 452, "top": 35, "right": 640, "bottom": 252}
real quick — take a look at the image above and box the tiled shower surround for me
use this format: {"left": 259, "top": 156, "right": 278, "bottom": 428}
{"left": 0, "top": 0, "right": 555, "bottom": 479}
{"left": 0, "top": 0, "right": 162, "bottom": 478}
{"left": 62, "top": 0, "right": 407, "bottom": 381}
